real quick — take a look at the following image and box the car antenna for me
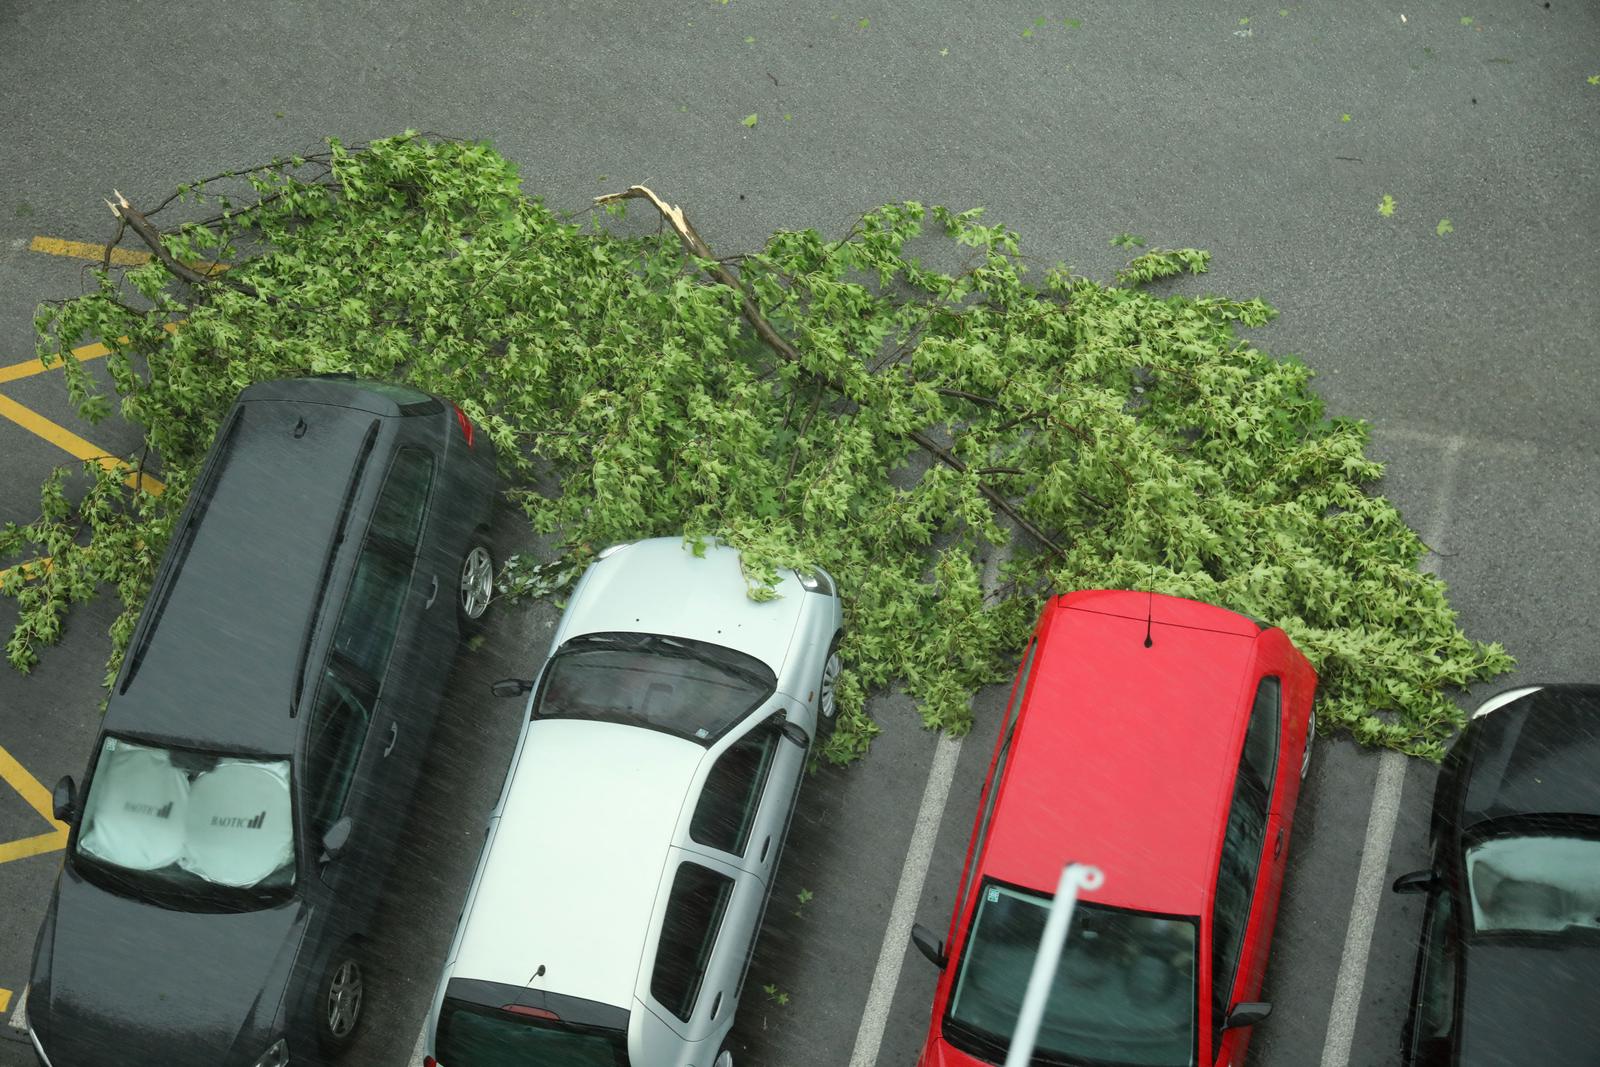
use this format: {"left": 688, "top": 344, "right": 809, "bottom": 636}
{"left": 530, "top": 964, "right": 546, "bottom": 983}
{"left": 1143, "top": 565, "right": 1155, "bottom": 649}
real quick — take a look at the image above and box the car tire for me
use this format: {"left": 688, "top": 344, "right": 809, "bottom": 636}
{"left": 817, "top": 633, "right": 843, "bottom": 740}
{"left": 458, "top": 532, "right": 494, "bottom": 638}
{"left": 315, "top": 945, "right": 365, "bottom": 1055}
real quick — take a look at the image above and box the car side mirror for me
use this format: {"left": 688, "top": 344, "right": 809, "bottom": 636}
{"left": 779, "top": 720, "right": 809, "bottom": 747}
{"left": 1392, "top": 869, "right": 1437, "bottom": 894}
{"left": 1223, "top": 1002, "right": 1272, "bottom": 1029}
{"left": 321, "top": 816, "right": 354, "bottom": 863}
{"left": 911, "top": 923, "right": 947, "bottom": 969}
{"left": 490, "top": 678, "right": 534, "bottom": 698}
{"left": 52, "top": 776, "right": 77, "bottom": 825}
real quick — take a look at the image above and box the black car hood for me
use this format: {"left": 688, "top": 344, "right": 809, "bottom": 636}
{"left": 1460, "top": 685, "right": 1600, "bottom": 828}
{"left": 1458, "top": 937, "right": 1600, "bottom": 1065}
{"left": 38, "top": 864, "right": 308, "bottom": 1067}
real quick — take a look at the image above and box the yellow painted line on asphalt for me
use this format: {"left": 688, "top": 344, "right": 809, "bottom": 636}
{"left": 0, "top": 558, "right": 52, "bottom": 585}
{"left": 0, "top": 340, "right": 112, "bottom": 385}
{"left": 0, "top": 322, "right": 184, "bottom": 386}
{"left": 29, "top": 236, "right": 150, "bottom": 267}
{"left": 0, "top": 988, "right": 11, "bottom": 1015}
{"left": 30, "top": 235, "right": 227, "bottom": 274}
{"left": 0, "top": 830, "right": 67, "bottom": 865}
{"left": 0, "top": 393, "right": 164, "bottom": 495}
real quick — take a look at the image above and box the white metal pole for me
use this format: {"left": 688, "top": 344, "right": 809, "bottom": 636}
{"left": 1004, "top": 862, "right": 1105, "bottom": 1067}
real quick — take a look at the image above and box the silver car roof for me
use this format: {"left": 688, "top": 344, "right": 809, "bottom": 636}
{"left": 451, "top": 718, "right": 705, "bottom": 1007}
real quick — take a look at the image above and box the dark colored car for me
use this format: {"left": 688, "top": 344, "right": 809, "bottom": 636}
{"left": 1392, "top": 683, "right": 1600, "bottom": 1067}
{"left": 25, "top": 376, "right": 498, "bottom": 1067}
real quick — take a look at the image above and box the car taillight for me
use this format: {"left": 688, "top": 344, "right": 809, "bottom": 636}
{"left": 452, "top": 402, "right": 475, "bottom": 449}
{"left": 502, "top": 1004, "right": 560, "bottom": 1021}
{"left": 423, "top": 1058, "right": 439, "bottom": 1066}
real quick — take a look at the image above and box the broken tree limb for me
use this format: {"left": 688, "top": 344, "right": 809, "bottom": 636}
{"left": 596, "top": 184, "right": 1066, "bottom": 559}
{"left": 106, "top": 190, "right": 257, "bottom": 296}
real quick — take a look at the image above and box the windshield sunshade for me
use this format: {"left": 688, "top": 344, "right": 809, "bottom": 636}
{"left": 1467, "top": 833, "right": 1600, "bottom": 934}
{"left": 77, "top": 737, "right": 295, "bottom": 900}
{"left": 534, "top": 632, "right": 776, "bottom": 743}
{"left": 946, "top": 882, "right": 1197, "bottom": 1067}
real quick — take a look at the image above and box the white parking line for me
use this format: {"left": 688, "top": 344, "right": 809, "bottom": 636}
{"left": 1319, "top": 434, "right": 1463, "bottom": 1066}
{"left": 8, "top": 983, "right": 28, "bottom": 1032}
{"left": 848, "top": 732, "right": 964, "bottom": 1067}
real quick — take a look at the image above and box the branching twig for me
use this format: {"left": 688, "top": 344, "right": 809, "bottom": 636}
{"left": 597, "top": 183, "right": 1068, "bottom": 559}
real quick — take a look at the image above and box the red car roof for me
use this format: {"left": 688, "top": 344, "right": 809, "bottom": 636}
{"left": 977, "top": 590, "right": 1265, "bottom": 917}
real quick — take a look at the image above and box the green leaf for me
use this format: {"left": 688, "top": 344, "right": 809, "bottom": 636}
{"left": 1341, "top": 113, "right": 1352, "bottom": 122}
{"left": 1239, "top": 16, "right": 1249, "bottom": 25}
{"left": 1378, "top": 194, "right": 1397, "bottom": 217}
{"left": 745, "top": 35, "right": 755, "bottom": 43}
{"left": 858, "top": 16, "right": 869, "bottom": 29}
{"left": 1436, "top": 218, "right": 1454, "bottom": 236}
{"left": 742, "top": 113, "right": 759, "bottom": 127}
{"left": 1588, "top": 74, "right": 1600, "bottom": 86}
{"left": 1460, "top": 15, "right": 1473, "bottom": 25}
{"left": 1021, "top": 27, "right": 1034, "bottom": 37}
{"left": 782, "top": 113, "right": 793, "bottom": 122}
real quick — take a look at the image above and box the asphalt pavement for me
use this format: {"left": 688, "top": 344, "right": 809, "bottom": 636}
{"left": 2, "top": 2, "right": 1598, "bottom": 1066}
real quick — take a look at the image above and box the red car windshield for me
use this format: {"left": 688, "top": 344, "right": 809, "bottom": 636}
{"left": 944, "top": 881, "right": 1198, "bottom": 1066}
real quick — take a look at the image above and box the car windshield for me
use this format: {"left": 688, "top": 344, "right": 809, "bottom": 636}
{"left": 1465, "top": 832, "right": 1600, "bottom": 934}
{"left": 73, "top": 736, "right": 296, "bottom": 910}
{"left": 435, "top": 1000, "right": 631, "bottom": 1066}
{"left": 945, "top": 882, "right": 1197, "bottom": 1067}
{"left": 533, "top": 632, "right": 776, "bottom": 744}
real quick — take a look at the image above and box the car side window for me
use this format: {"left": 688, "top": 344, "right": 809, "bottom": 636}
{"left": 955, "top": 640, "right": 1037, "bottom": 924}
{"left": 329, "top": 448, "right": 435, "bottom": 684}
{"left": 690, "top": 718, "right": 781, "bottom": 856}
{"left": 303, "top": 670, "right": 374, "bottom": 838}
{"left": 367, "top": 447, "right": 434, "bottom": 551}
{"left": 1240, "top": 676, "right": 1280, "bottom": 801}
{"left": 1411, "top": 890, "right": 1457, "bottom": 1065}
{"left": 1210, "top": 696, "right": 1274, "bottom": 1057}
{"left": 651, "top": 861, "right": 735, "bottom": 1023}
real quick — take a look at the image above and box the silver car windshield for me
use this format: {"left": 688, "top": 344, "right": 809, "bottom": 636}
{"left": 534, "top": 632, "right": 776, "bottom": 744}
{"left": 1466, "top": 833, "right": 1600, "bottom": 934}
{"left": 946, "top": 882, "right": 1198, "bottom": 1067}
{"left": 74, "top": 736, "right": 296, "bottom": 908}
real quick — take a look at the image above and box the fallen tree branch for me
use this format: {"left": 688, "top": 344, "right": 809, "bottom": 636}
{"left": 597, "top": 183, "right": 1066, "bottom": 559}
{"left": 106, "top": 190, "right": 260, "bottom": 296}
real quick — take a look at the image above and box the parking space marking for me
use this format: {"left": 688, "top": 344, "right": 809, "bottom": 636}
{"left": 7, "top": 984, "right": 27, "bottom": 1032}
{"left": 0, "top": 341, "right": 114, "bottom": 386}
{"left": 0, "top": 989, "right": 10, "bottom": 1015}
{"left": 28, "top": 236, "right": 152, "bottom": 268}
{"left": 0, "top": 742, "right": 69, "bottom": 867}
{"left": 1320, "top": 434, "right": 1462, "bottom": 1066}
{"left": 0, "top": 392, "right": 164, "bottom": 495}
{"left": 849, "top": 732, "right": 963, "bottom": 1067}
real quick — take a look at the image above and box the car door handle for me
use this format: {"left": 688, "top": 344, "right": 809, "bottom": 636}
{"left": 710, "top": 991, "right": 723, "bottom": 1018}
{"left": 423, "top": 575, "right": 439, "bottom": 609}
{"left": 383, "top": 722, "right": 398, "bottom": 757}
{"left": 759, "top": 835, "right": 771, "bottom": 863}
{"left": 1273, "top": 827, "right": 1284, "bottom": 859}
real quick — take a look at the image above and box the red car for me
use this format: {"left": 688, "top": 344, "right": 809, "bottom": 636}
{"left": 911, "top": 590, "right": 1316, "bottom": 1067}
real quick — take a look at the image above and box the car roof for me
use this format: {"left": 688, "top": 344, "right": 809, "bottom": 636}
{"left": 1457, "top": 685, "right": 1600, "bottom": 829}
{"left": 451, "top": 719, "right": 706, "bottom": 1009}
{"left": 106, "top": 393, "right": 386, "bottom": 754}
{"left": 977, "top": 590, "right": 1266, "bottom": 916}
{"left": 557, "top": 538, "right": 807, "bottom": 677}
{"left": 1457, "top": 937, "right": 1600, "bottom": 1065}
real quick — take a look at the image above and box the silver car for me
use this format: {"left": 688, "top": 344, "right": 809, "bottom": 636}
{"left": 422, "top": 537, "right": 843, "bottom": 1067}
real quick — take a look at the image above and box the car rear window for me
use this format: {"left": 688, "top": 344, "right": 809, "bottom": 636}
{"left": 535, "top": 632, "right": 776, "bottom": 744}
{"left": 435, "top": 999, "right": 629, "bottom": 1067}
{"left": 945, "top": 881, "right": 1198, "bottom": 1067}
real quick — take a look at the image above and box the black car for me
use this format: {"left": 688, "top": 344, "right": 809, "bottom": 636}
{"left": 26, "top": 376, "right": 499, "bottom": 1067}
{"left": 1392, "top": 683, "right": 1600, "bottom": 1067}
